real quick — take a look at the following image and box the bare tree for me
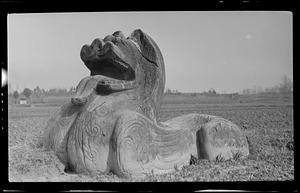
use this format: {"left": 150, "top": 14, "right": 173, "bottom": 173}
{"left": 279, "top": 75, "right": 293, "bottom": 93}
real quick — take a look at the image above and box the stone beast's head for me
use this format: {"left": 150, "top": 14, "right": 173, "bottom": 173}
{"left": 80, "top": 29, "right": 165, "bottom": 119}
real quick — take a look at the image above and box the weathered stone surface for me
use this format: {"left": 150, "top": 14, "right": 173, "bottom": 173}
{"left": 43, "top": 29, "right": 249, "bottom": 178}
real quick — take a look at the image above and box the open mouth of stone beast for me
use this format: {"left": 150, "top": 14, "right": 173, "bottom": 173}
{"left": 86, "top": 57, "right": 136, "bottom": 93}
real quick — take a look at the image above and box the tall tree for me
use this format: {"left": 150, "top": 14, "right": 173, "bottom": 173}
{"left": 13, "top": 90, "right": 19, "bottom": 104}
{"left": 22, "top": 88, "right": 33, "bottom": 98}
{"left": 34, "top": 86, "right": 41, "bottom": 94}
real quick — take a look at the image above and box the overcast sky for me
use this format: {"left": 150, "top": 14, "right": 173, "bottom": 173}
{"left": 8, "top": 11, "right": 292, "bottom": 93}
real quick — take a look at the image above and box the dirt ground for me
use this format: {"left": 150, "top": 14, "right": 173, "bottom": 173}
{"left": 8, "top": 93, "right": 294, "bottom": 182}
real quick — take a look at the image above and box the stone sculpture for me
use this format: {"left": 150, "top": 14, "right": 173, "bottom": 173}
{"left": 43, "top": 29, "right": 249, "bottom": 178}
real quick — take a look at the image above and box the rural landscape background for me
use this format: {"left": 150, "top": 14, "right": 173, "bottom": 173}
{"left": 7, "top": 11, "right": 293, "bottom": 182}
{"left": 8, "top": 76, "right": 294, "bottom": 182}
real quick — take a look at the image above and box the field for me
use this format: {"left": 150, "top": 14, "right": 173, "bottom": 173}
{"left": 8, "top": 93, "right": 294, "bottom": 182}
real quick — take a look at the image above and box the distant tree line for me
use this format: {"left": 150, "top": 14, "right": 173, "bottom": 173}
{"left": 9, "top": 75, "right": 292, "bottom": 104}
{"left": 165, "top": 75, "right": 293, "bottom": 96}
{"left": 242, "top": 75, "right": 293, "bottom": 95}
{"left": 165, "top": 88, "right": 181, "bottom": 94}
{"left": 165, "top": 88, "right": 219, "bottom": 96}
{"left": 9, "top": 86, "right": 77, "bottom": 104}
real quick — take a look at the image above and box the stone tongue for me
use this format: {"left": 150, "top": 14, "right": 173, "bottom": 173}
{"left": 96, "top": 80, "right": 136, "bottom": 92}
{"left": 71, "top": 76, "right": 126, "bottom": 105}
{"left": 71, "top": 76, "right": 136, "bottom": 106}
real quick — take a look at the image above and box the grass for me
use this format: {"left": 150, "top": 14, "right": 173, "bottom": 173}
{"left": 8, "top": 93, "right": 294, "bottom": 182}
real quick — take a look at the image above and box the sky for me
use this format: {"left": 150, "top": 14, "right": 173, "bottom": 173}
{"left": 8, "top": 11, "right": 293, "bottom": 93}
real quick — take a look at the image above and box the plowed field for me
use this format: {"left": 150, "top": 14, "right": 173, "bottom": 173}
{"left": 8, "top": 93, "right": 294, "bottom": 182}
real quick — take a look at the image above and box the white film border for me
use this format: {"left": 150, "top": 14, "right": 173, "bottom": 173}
{"left": 1, "top": 68, "right": 7, "bottom": 87}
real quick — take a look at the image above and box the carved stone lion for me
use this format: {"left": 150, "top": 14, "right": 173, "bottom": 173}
{"left": 43, "top": 29, "right": 249, "bottom": 178}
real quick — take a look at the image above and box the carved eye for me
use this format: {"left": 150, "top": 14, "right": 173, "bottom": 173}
{"left": 91, "top": 38, "right": 104, "bottom": 49}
